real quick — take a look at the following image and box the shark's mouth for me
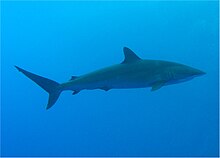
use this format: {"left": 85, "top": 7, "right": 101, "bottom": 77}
{"left": 166, "top": 76, "right": 196, "bottom": 85}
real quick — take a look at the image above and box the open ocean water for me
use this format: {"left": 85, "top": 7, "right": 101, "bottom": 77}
{"left": 1, "top": 1, "right": 219, "bottom": 157}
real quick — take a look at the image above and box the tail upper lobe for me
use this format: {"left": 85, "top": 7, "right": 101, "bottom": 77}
{"left": 15, "top": 66, "right": 61, "bottom": 109}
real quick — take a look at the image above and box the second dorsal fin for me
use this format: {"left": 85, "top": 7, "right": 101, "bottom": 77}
{"left": 121, "top": 47, "right": 141, "bottom": 64}
{"left": 69, "top": 76, "right": 78, "bottom": 81}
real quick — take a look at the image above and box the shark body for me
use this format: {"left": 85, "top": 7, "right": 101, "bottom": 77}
{"left": 15, "top": 47, "right": 205, "bottom": 109}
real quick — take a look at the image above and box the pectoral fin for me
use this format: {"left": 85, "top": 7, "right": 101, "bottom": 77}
{"left": 151, "top": 81, "right": 165, "bottom": 91}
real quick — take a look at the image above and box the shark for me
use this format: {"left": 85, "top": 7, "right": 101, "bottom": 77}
{"left": 15, "top": 47, "right": 206, "bottom": 109}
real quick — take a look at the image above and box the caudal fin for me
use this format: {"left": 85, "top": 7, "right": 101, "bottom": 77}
{"left": 15, "top": 66, "right": 61, "bottom": 109}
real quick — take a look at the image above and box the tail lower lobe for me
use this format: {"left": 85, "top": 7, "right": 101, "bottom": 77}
{"left": 15, "top": 66, "right": 61, "bottom": 109}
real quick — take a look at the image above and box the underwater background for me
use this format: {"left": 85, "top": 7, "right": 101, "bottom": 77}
{"left": 1, "top": 1, "right": 219, "bottom": 157}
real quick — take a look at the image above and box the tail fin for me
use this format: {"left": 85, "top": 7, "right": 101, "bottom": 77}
{"left": 15, "top": 66, "right": 61, "bottom": 109}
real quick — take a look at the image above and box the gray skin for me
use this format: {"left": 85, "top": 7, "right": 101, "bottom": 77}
{"left": 61, "top": 48, "right": 205, "bottom": 92}
{"left": 15, "top": 47, "right": 206, "bottom": 109}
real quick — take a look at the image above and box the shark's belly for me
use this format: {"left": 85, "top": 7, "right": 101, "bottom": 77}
{"left": 105, "top": 75, "right": 153, "bottom": 89}
{"left": 65, "top": 63, "right": 160, "bottom": 91}
{"left": 74, "top": 72, "right": 156, "bottom": 90}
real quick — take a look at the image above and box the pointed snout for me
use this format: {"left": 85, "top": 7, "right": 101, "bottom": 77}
{"left": 177, "top": 65, "right": 206, "bottom": 78}
{"left": 193, "top": 68, "right": 206, "bottom": 76}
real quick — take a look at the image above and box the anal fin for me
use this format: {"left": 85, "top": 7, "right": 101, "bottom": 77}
{"left": 100, "top": 87, "right": 110, "bottom": 91}
{"left": 72, "top": 90, "right": 80, "bottom": 95}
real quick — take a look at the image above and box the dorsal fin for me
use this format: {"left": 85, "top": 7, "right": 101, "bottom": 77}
{"left": 121, "top": 47, "right": 141, "bottom": 64}
{"left": 69, "top": 76, "right": 78, "bottom": 81}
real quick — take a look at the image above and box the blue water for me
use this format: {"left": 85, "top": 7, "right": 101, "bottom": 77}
{"left": 1, "top": 1, "right": 219, "bottom": 157}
